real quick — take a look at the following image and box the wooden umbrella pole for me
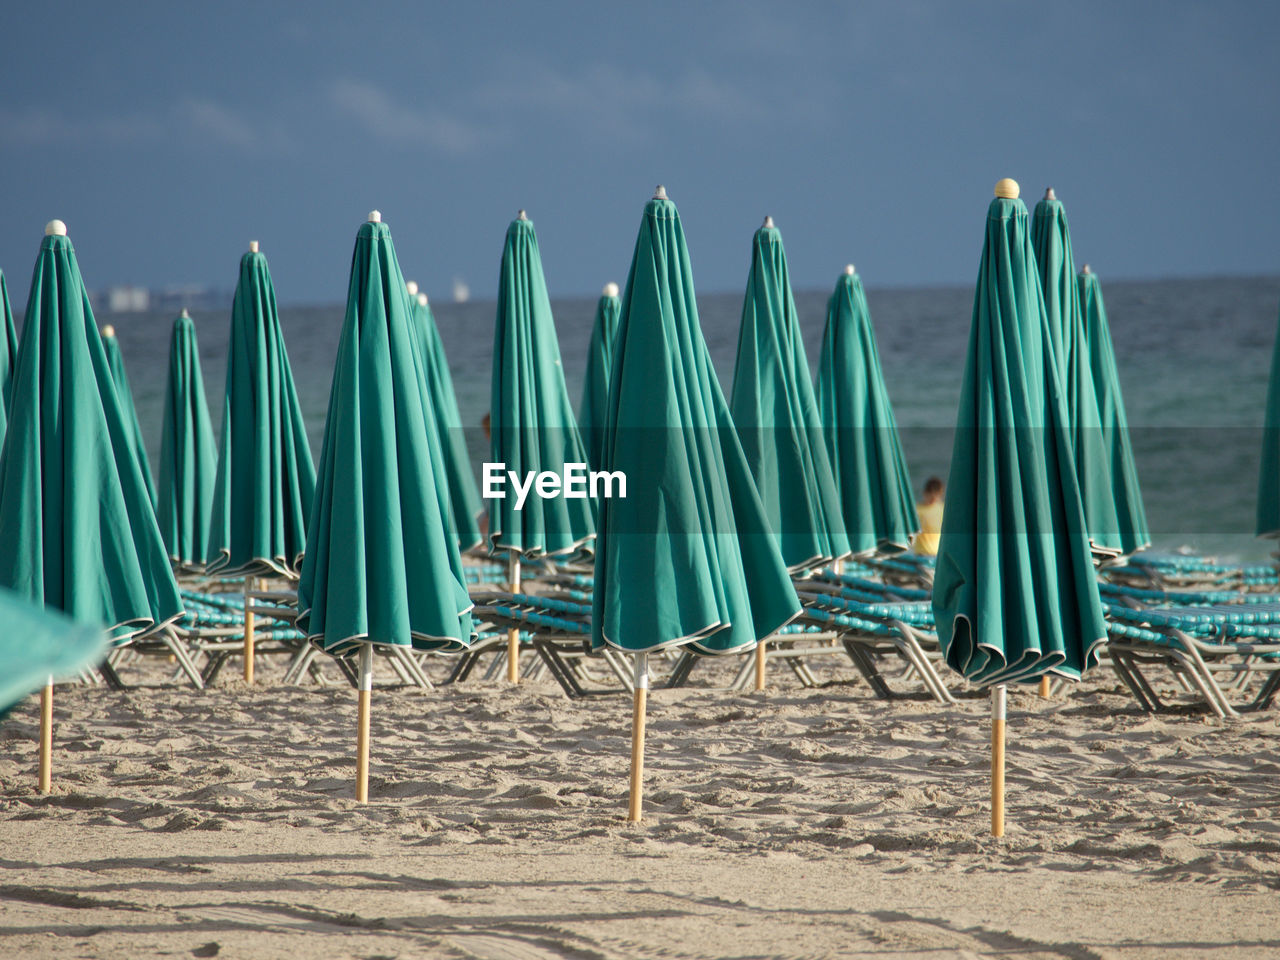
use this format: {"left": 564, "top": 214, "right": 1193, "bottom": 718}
{"left": 1038, "top": 676, "right": 1051, "bottom": 698}
{"left": 243, "top": 575, "right": 256, "bottom": 684}
{"left": 507, "top": 555, "right": 521, "bottom": 684}
{"left": 356, "top": 643, "right": 372, "bottom": 803}
{"left": 991, "top": 684, "right": 1007, "bottom": 837}
{"left": 38, "top": 677, "right": 53, "bottom": 794}
{"left": 627, "top": 652, "right": 649, "bottom": 822}
{"left": 754, "top": 642, "right": 767, "bottom": 691}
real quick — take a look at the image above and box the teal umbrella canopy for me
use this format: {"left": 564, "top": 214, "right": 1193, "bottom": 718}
{"left": 933, "top": 183, "right": 1107, "bottom": 685}
{"left": 0, "top": 269, "right": 17, "bottom": 447}
{"left": 101, "top": 326, "right": 158, "bottom": 507}
{"left": 730, "top": 220, "right": 849, "bottom": 571}
{"left": 578, "top": 285, "right": 622, "bottom": 472}
{"left": 408, "top": 286, "right": 483, "bottom": 552}
{"left": 157, "top": 310, "right": 218, "bottom": 571}
{"left": 488, "top": 213, "right": 595, "bottom": 559}
{"left": 592, "top": 189, "right": 801, "bottom": 655}
{"left": 207, "top": 244, "right": 316, "bottom": 578}
{"left": 815, "top": 266, "right": 920, "bottom": 556}
{"left": 298, "top": 214, "right": 474, "bottom": 656}
{"left": 1031, "top": 190, "right": 1123, "bottom": 557}
{"left": 1078, "top": 266, "right": 1149, "bottom": 554}
{"left": 1258, "top": 298, "right": 1280, "bottom": 537}
{"left": 0, "top": 586, "right": 108, "bottom": 713}
{"left": 0, "top": 222, "right": 183, "bottom": 643}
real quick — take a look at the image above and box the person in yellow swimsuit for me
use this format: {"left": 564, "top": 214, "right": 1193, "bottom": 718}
{"left": 914, "top": 476, "right": 944, "bottom": 556}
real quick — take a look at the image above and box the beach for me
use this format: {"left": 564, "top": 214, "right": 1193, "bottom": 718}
{"left": 3, "top": 655, "right": 1278, "bottom": 958}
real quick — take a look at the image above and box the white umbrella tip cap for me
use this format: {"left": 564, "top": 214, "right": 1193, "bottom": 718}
{"left": 101, "top": 324, "right": 116, "bottom": 337}
{"left": 603, "top": 282, "right": 620, "bottom": 298}
{"left": 1083, "top": 263, "right": 1092, "bottom": 274}
{"left": 516, "top": 209, "right": 528, "bottom": 220}
{"left": 180, "top": 308, "right": 191, "bottom": 319}
{"left": 762, "top": 215, "right": 775, "bottom": 229}
{"left": 45, "top": 219, "right": 67, "bottom": 236}
{"left": 1044, "top": 186, "right": 1057, "bottom": 201}
{"left": 405, "top": 280, "right": 419, "bottom": 296}
{"left": 844, "top": 264, "right": 856, "bottom": 276}
{"left": 368, "top": 210, "right": 381, "bottom": 223}
{"left": 994, "top": 178, "right": 1020, "bottom": 199}
{"left": 653, "top": 185, "right": 668, "bottom": 200}
{"left": 417, "top": 292, "right": 429, "bottom": 307}
{"left": 249, "top": 240, "right": 259, "bottom": 253}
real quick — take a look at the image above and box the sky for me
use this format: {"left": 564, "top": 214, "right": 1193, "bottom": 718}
{"left": 1, "top": 1, "right": 1277, "bottom": 303}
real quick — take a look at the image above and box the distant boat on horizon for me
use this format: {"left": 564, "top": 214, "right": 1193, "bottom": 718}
{"left": 452, "top": 277, "right": 470, "bottom": 303}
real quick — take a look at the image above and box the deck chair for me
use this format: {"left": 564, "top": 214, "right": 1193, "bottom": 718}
{"left": 1104, "top": 601, "right": 1280, "bottom": 718}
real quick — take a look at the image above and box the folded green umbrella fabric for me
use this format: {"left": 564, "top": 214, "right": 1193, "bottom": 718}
{"left": 0, "top": 586, "right": 108, "bottom": 716}
{"left": 298, "top": 215, "right": 474, "bottom": 656}
{"left": 156, "top": 311, "right": 217, "bottom": 571}
{"left": 815, "top": 266, "right": 919, "bottom": 556}
{"left": 578, "top": 286, "right": 622, "bottom": 472}
{"left": 101, "top": 327, "right": 158, "bottom": 507}
{"left": 409, "top": 289, "right": 483, "bottom": 552}
{"left": 730, "top": 220, "right": 849, "bottom": 572}
{"left": 1077, "top": 266, "right": 1149, "bottom": 554}
{"left": 488, "top": 214, "right": 595, "bottom": 559}
{"left": 0, "top": 269, "right": 17, "bottom": 448}
{"left": 592, "top": 190, "right": 800, "bottom": 655}
{"left": 0, "top": 223, "right": 183, "bottom": 642}
{"left": 1258, "top": 298, "right": 1280, "bottom": 537}
{"left": 933, "top": 186, "right": 1106, "bottom": 685}
{"left": 1031, "top": 191, "right": 1122, "bottom": 557}
{"left": 207, "top": 245, "right": 316, "bottom": 578}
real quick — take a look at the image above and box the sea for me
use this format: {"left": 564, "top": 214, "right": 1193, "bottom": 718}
{"left": 57, "top": 275, "right": 1280, "bottom": 564}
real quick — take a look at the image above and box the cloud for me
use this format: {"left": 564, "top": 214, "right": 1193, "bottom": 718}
{"left": 328, "top": 79, "right": 482, "bottom": 153}
{"left": 0, "top": 107, "right": 163, "bottom": 147}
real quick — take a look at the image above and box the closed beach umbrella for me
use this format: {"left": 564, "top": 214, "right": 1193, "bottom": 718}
{"left": 1031, "top": 188, "right": 1122, "bottom": 557}
{"left": 406, "top": 281, "right": 483, "bottom": 553}
{"left": 815, "top": 264, "right": 919, "bottom": 556}
{"left": 0, "top": 586, "right": 108, "bottom": 716}
{"left": 933, "top": 181, "right": 1107, "bottom": 835}
{"left": 578, "top": 283, "right": 622, "bottom": 471}
{"left": 156, "top": 309, "right": 217, "bottom": 572}
{"left": 489, "top": 211, "right": 595, "bottom": 559}
{"left": 1260, "top": 298, "right": 1280, "bottom": 537}
{"left": 490, "top": 211, "right": 595, "bottom": 682}
{"left": 593, "top": 187, "right": 801, "bottom": 820}
{"left": 1078, "top": 265, "right": 1149, "bottom": 554}
{"left": 298, "top": 212, "right": 474, "bottom": 802}
{"left": 206, "top": 241, "right": 316, "bottom": 579}
{"left": 101, "top": 324, "right": 158, "bottom": 506}
{"left": 0, "top": 268, "right": 17, "bottom": 447}
{"left": 730, "top": 218, "right": 849, "bottom": 574}
{"left": 0, "top": 219, "right": 184, "bottom": 789}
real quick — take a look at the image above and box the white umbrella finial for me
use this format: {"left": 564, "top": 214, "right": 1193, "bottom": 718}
{"left": 417, "top": 292, "right": 429, "bottom": 307}
{"left": 603, "top": 282, "right": 620, "bottom": 298}
{"left": 406, "top": 280, "right": 419, "bottom": 296}
{"left": 1082, "top": 263, "right": 1092, "bottom": 275}
{"left": 249, "top": 240, "right": 259, "bottom": 253}
{"left": 516, "top": 209, "right": 528, "bottom": 221}
{"left": 762, "top": 215, "right": 774, "bottom": 229}
{"left": 180, "top": 308, "right": 191, "bottom": 319}
{"left": 101, "top": 324, "right": 116, "bottom": 338}
{"left": 994, "top": 178, "right": 1019, "bottom": 199}
{"left": 1044, "top": 186, "right": 1057, "bottom": 202}
{"left": 653, "top": 185, "right": 668, "bottom": 200}
{"left": 844, "top": 264, "right": 856, "bottom": 276}
{"left": 44, "top": 219, "right": 67, "bottom": 237}
{"left": 368, "top": 210, "right": 381, "bottom": 223}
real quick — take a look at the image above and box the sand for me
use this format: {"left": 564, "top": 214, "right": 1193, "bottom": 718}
{"left": 2, "top": 649, "right": 1279, "bottom": 958}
